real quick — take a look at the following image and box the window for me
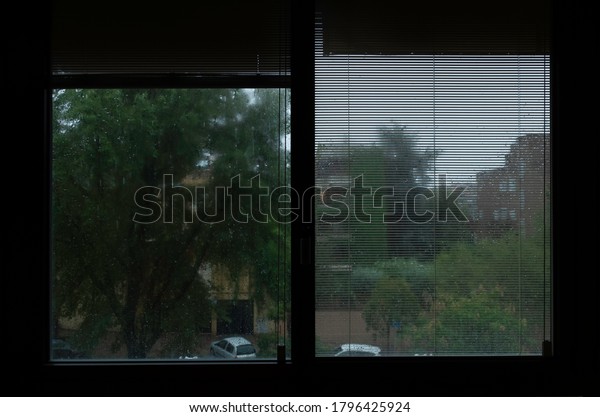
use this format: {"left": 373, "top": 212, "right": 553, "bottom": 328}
{"left": 49, "top": 0, "right": 290, "bottom": 361}
{"left": 51, "top": 88, "right": 290, "bottom": 360}
{"left": 315, "top": 2, "right": 551, "bottom": 357}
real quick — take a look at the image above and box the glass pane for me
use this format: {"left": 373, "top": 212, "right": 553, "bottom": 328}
{"left": 315, "top": 41, "right": 551, "bottom": 355}
{"left": 51, "top": 88, "right": 290, "bottom": 360}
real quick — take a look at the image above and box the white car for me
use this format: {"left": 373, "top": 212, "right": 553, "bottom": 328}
{"left": 333, "top": 343, "right": 381, "bottom": 357}
{"left": 210, "top": 336, "right": 257, "bottom": 359}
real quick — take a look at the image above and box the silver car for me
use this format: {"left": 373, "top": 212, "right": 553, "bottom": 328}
{"left": 333, "top": 343, "right": 381, "bottom": 357}
{"left": 210, "top": 336, "right": 257, "bottom": 359}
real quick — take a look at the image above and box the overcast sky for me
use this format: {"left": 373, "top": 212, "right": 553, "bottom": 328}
{"left": 315, "top": 54, "right": 550, "bottom": 184}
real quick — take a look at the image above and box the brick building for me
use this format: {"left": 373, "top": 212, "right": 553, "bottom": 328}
{"left": 474, "top": 133, "right": 550, "bottom": 238}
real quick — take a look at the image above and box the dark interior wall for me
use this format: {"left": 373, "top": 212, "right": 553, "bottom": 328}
{"left": 1, "top": 0, "right": 598, "bottom": 396}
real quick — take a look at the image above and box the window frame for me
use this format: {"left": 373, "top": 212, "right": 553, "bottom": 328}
{"left": 3, "top": 0, "right": 598, "bottom": 397}
{"left": 312, "top": 51, "right": 552, "bottom": 357}
{"left": 47, "top": 76, "right": 292, "bottom": 363}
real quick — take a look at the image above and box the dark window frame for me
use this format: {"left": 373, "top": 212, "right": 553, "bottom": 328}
{"left": 3, "top": 0, "right": 598, "bottom": 397}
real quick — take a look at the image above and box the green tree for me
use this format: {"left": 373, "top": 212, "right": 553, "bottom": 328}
{"left": 363, "top": 275, "right": 420, "bottom": 351}
{"left": 374, "top": 257, "right": 434, "bottom": 306}
{"left": 410, "top": 289, "right": 529, "bottom": 355}
{"left": 52, "top": 88, "right": 289, "bottom": 358}
{"left": 410, "top": 227, "right": 549, "bottom": 354}
{"left": 314, "top": 125, "right": 438, "bottom": 308}
{"left": 378, "top": 124, "right": 438, "bottom": 260}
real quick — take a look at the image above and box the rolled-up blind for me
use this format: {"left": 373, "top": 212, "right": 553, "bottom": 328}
{"left": 315, "top": 2, "right": 551, "bottom": 356}
{"left": 51, "top": 0, "right": 290, "bottom": 76}
{"left": 319, "top": 0, "right": 550, "bottom": 55}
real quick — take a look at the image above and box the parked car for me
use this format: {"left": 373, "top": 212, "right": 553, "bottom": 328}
{"left": 333, "top": 343, "right": 381, "bottom": 357}
{"left": 209, "top": 336, "right": 257, "bottom": 359}
{"left": 51, "top": 338, "right": 86, "bottom": 359}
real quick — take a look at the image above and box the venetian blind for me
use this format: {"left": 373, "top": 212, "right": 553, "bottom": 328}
{"left": 51, "top": 0, "right": 290, "bottom": 77}
{"left": 315, "top": 0, "right": 551, "bottom": 356}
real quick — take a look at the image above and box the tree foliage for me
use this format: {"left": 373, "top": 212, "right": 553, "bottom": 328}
{"left": 363, "top": 275, "right": 420, "bottom": 337}
{"left": 358, "top": 209, "right": 548, "bottom": 354}
{"left": 368, "top": 229, "right": 549, "bottom": 355}
{"left": 52, "top": 88, "right": 289, "bottom": 358}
